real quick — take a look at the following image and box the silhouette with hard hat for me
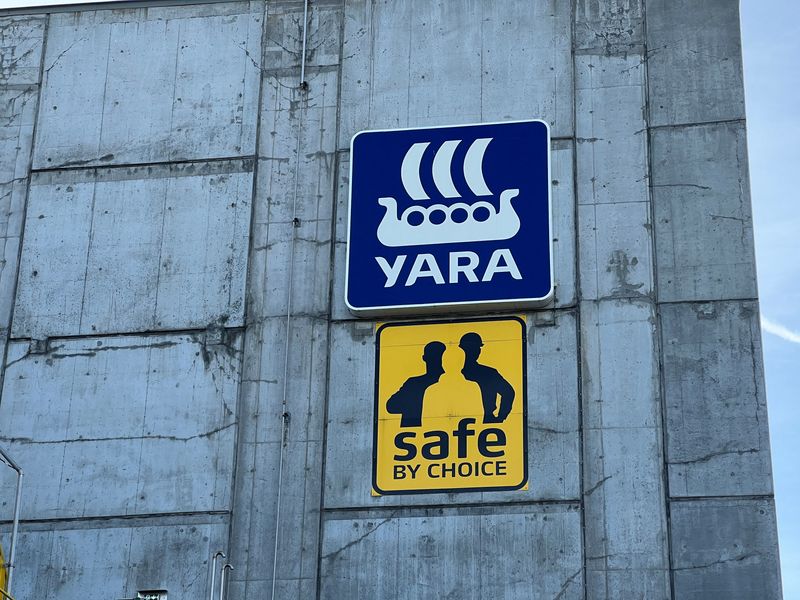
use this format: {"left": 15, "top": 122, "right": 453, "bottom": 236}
{"left": 459, "top": 332, "right": 515, "bottom": 423}
{"left": 386, "top": 341, "right": 446, "bottom": 427}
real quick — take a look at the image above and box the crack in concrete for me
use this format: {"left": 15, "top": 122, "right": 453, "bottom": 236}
{"left": 709, "top": 213, "right": 747, "bottom": 223}
{"left": 669, "top": 447, "right": 759, "bottom": 466}
{"left": 55, "top": 153, "right": 115, "bottom": 168}
{"left": 237, "top": 41, "right": 262, "bottom": 71}
{"left": 652, "top": 183, "right": 712, "bottom": 191}
{"left": 0, "top": 45, "right": 36, "bottom": 80}
{"left": 321, "top": 516, "right": 394, "bottom": 562}
{"left": 0, "top": 87, "right": 34, "bottom": 126}
{"left": 45, "top": 340, "right": 179, "bottom": 360}
{"left": 553, "top": 568, "right": 582, "bottom": 600}
{"left": 44, "top": 37, "right": 86, "bottom": 73}
{"left": 1, "top": 422, "right": 236, "bottom": 445}
{"left": 0, "top": 175, "right": 28, "bottom": 187}
{"left": 527, "top": 423, "right": 574, "bottom": 435}
{"left": 584, "top": 475, "right": 613, "bottom": 497}
{"left": 4, "top": 350, "right": 32, "bottom": 369}
{"left": 252, "top": 235, "right": 329, "bottom": 252}
{"left": 673, "top": 552, "right": 758, "bottom": 571}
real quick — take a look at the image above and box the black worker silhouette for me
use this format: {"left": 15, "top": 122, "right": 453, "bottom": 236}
{"left": 386, "top": 341, "right": 446, "bottom": 427}
{"left": 459, "top": 332, "right": 515, "bottom": 423}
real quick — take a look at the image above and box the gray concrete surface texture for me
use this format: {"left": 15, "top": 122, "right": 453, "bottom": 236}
{"left": 0, "top": 0, "right": 782, "bottom": 598}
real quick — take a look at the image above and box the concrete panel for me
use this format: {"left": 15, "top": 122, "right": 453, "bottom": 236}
{"left": 33, "top": 2, "right": 261, "bottom": 168}
{"left": 661, "top": 301, "right": 773, "bottom": 497}
{"left": 0, "top": 87, "right": 35, "bottom": 209}
{"left": 323, "top": 310, "right": 580, "bottom": 508}
{"left": 526, "top": 311, "right": 581, "bottom": 502}
{"left": 479, "top": 1, "right": 572, "bottom": 132}
{"left": 320, "top": 505, "right": 583, "bottom": 600}
{"left": 330, "top": 150, "right": 349, "bottom": 320}
{"left": 575, "top": 0, "right": 643, "bottom": 52}
{"left": 585, "top": 569, "right": 672, "bottom": 600}
{"left": 646, "top": 0, "right": 745, "bottom": 127}
{"left": 575, "top": 42, "right": 653, "bottom": 302}
{"left": 243, "top": 3, "right": 341, "bottom": 326}
{"left": 12, "top": 161, "right": 252, "bottom": 338}
{"left": 550, "top": 141, "right": 577, "bottom": 307}
{"left": 227, "top": 317, "right": 328, "bottom": 597}
{"left": 580, "top": 299, "right": 670, "bottom": 599}
{"left": 670, "top": 499, "right": 782, "bottom": 600}
{"left": 0, "top": 16, "right": 45, "bottom": 85}
{"left": 339, "top": 0, "right": 573, "bottom": 148}
{"left": 575, "top": 54, "right": 648, "bottom": 207}
{"left": 264, "top": 0, "right": 342, "bottom": 70}
{"left": 0, "top": 86, "right": 37, "bottom": 360}
{"left": 2, "top": 517, "right": 228, "bottom": 600}
{"left": 228, "top": 577, "right": 317, "bottom": 600}
{"left": 235, "top": 317, "right": 329, "bottom": 446}
{"left": 652, "top": 121, "right": 756, "bottom": 302}
{"left": 331, "top": 141, "right": 575, "bottom": 320}
{"left": 581, "top": 300, "right": 661, "bottom": 430}
{"left": 583, "top": 426, "right": 671, "bottom": 596}
{"left": 252, "top": 69, "right": 338, "bottom": 319}
{"left": 228, "top": 439, "right": 322, "bottom": 596}
{"left": 0, "top": 332, "right": 241, "bottom": 519}
{"left": 258, "top": 67, "right": 338, "bottom": 226}
{"left": 251, "top": 217, "right": 333, "bottom": 320}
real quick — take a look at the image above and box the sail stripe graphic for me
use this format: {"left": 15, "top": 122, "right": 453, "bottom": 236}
{"left": 400, "top": 138, "right": 495, "bottom": 200}
{"left": 431, "top": 140, "right": 461, "bottom": 198}
{"left": 463, "top": 138, "right": 493, "bottom": 196}
{"left": 401, "top": 142, "right": 430, "bottom": 200}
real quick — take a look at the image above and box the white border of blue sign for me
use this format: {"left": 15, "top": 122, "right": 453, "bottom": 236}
{"left": 345, "top": 119, "right": 553, "bottom": 317}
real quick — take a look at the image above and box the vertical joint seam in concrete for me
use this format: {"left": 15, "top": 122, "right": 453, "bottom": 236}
{"left": 0, "top": 14, "right": 50, "bottom": 411}
{"left": 641, "top": 2, "right": 676, "bottom": 596}
{"left": 569, "top": 1, "right": 588, "bottom": 598}
{"left": 226, "top": 0, "right": 270, "bottom": 591}
{"left": 315, "top": 1, "right": 348, "bottom": 597}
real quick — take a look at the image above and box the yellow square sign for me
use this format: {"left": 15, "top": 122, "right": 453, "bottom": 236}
{"left": 373, "top": 316, "right": 528, "bottom": 495}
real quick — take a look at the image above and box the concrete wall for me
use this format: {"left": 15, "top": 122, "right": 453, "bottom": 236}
{"left": 0, "top": 1, "right": 781, "bottom": 599}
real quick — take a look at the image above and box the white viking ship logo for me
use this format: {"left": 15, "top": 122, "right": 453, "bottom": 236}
{"left": 376, "top": 138, "right": 521, "bottom": 247}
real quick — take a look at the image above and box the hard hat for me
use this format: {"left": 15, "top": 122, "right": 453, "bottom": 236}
{"left": 458, "top": 332, "right": 483, "bottom": 349}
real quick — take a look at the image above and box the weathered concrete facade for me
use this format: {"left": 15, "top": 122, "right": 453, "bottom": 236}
{"left": 0, "top": 0, "right": 781, "bottom": 598}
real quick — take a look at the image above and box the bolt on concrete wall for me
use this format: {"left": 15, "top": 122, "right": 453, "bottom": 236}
{"left": 0, "top": 0, "right": 782, "bottom": 599}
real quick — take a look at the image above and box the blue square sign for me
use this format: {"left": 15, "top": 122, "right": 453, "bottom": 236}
{"left": 345, "top": 120, "right": 552, "bottom": 316}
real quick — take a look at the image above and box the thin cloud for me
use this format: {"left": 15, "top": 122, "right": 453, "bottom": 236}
{"left": 762, "top": 317, "right": 800, "bottom": 344}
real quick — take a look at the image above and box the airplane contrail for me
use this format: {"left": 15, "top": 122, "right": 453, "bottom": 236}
{"left": 761, "top": 316, "right": 800, "bottom": 344}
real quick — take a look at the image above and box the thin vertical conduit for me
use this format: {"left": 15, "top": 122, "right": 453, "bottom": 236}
{"left": 219, "top": 563, "right": 234, "bottom": 600}
{"left": 299, "top": 0, "right": 310, "bottom": 88}
{"left": 208, "top": 551, "right": 225, "bottom": 600}
{"left": 270, "top": 1, "right": 310, "bottom": 598}
{"left": 0, "top": 447, "right": 23, "bottom": 596}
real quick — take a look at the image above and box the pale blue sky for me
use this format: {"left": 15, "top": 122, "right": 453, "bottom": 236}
{"left": 0, "top": 0, "right": 796, "bottom": 595}
{"left": 742, "top": 0, "right": 800, "bottom": 596}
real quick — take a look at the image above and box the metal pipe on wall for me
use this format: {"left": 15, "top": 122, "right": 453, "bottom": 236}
{"left": 208, "top": 551, "right": 225, "bottom": 600}
{"left": 299, "top": 0, "right": 309, "bottom": 88}
{"left": 0, "top": 447, "right": 22, "bottom": 596}
{"left": 218, "top": 564, "right": 233, "bottom": 600}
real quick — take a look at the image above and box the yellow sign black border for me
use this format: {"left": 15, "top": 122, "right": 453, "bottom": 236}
{"left": 372, "top": 315, "right": 529, "bottom": 495}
